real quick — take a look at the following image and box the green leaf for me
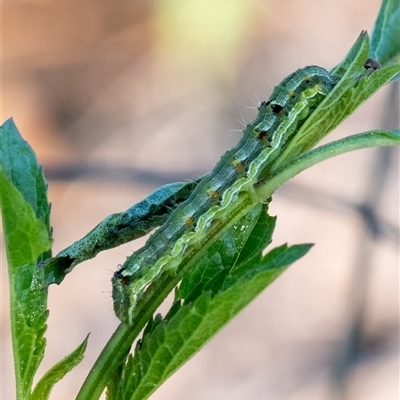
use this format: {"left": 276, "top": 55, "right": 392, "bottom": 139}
{"left": 330, "top": 30, "right": 370, "bottom": 81}
{"left": 1, "top": 119, "right": 52, "bottom": 400}
{"left": 106, "top": 361, "right": 126, "bottom": 400}
{"left": 0, "top": 169, "right": 50, "bottom": 268}
{"left": 0, "top": 170, "right": 51, "bottom": 398}
{"left": 370, "top": 0, "right": 400, "bottom": 65}
{"left": 177, "top": 204, "right": 267, "bottom": 301}
{"left": 177, "top": 203, "right": 275, "bottom": 302}
{"left": 234, "top": 202, "right": 276, "bottom": 266}
{"left": 0, "top": 118, "right": 51, "bottom": 233}
{"left": 30, "top": 335, "right": 89, "bottom": 400}
{"left": 114, "top": 204, "right": 311, "bottom": 400}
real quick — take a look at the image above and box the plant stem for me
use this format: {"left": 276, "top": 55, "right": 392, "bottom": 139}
{"left": 256, "top": 130, "right": 400, "bottom": 200}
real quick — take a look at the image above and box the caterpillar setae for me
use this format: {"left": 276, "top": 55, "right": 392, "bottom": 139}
{"left": 112, "top": 65, "right": 337, "bottom": 323}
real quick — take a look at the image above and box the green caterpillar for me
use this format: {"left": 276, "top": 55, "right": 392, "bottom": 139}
{"left": 112, "top": 65, "right": 337, "bottom": 324}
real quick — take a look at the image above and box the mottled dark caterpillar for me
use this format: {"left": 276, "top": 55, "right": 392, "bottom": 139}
{"left": 112, "top": 65, "right": 337, "bottom": 323}
{"left": 44, "top": 180, "right": 200, "bottom": 285}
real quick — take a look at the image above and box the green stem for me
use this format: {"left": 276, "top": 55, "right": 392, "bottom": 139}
{"left": 77, "top": 268, "right": 194, "bottom": 399}
{"left": 256, "top": 130, "right": 400, "bottom": 200}
{"left": 9, "top": 273, "right": 25, "bottom": 400}
{"left": 76, "top": 323, "right": 131, "bottom": 400}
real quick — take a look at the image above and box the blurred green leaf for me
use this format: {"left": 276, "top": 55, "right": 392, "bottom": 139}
{"left": 370, "top": 0, "right": 400, "bottom": 65}
{"left": 155, "top": 0, "right": 256, "bottom": 75}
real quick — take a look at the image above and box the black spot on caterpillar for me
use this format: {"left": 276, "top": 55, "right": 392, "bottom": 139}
{"left": 364, "top": 58, "right": 381, "bottom": 71}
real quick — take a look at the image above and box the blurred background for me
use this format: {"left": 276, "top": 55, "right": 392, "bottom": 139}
{"left": 1, "top": 0, "right": 398, "bottom": 399}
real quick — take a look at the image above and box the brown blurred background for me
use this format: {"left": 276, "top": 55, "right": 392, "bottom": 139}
{"left": 1, "top": 1, "right": 399, "bottom": 399}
